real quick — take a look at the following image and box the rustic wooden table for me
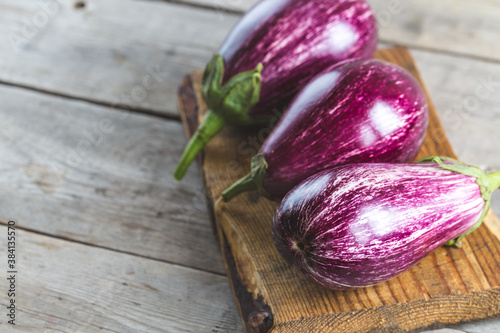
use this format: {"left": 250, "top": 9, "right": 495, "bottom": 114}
{"left": 0, "top": 0, "right": 499, "bottom": 332}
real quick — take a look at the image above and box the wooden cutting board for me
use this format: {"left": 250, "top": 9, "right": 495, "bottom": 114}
{"left": 177, "top": 46, "right": 500, "bottom": 333}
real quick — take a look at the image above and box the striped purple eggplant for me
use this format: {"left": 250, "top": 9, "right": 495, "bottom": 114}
{"left": 272, "top": 157, "right": 500, "bottom": 290}
{"left": 174, "top": 0, "right": 378, "bottom": 180}
{"left": 222, "top": 59, "right": 429, "bottom": 201}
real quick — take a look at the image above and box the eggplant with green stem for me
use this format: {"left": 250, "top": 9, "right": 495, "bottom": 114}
{"left": 174, "top": 0, "right": 378, "bottom": 180}
{"left": 222, "top": 59, "right": 429, "bottom": 201}
{"left": 272, "top": 157, "right": 500, "bottom": 289}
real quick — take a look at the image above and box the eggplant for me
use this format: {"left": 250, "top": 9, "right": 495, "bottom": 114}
{"left": 222, "top": 59, "right": 429, "bottom": 201}
{"left": 272, "top": 157, "right": 500, "bottom": 290}
{"left": 174, "top": 0, "right": 378, "bottom": 180}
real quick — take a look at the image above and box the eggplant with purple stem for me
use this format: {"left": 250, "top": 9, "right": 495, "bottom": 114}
{"left": 222, "top": 59, "right": 429, "bottom": 201}
{"left": 174, "top": 0, "right": 378, "bottom": 180}
{"left": 272, "top": 157, "right": 500, "bottom": 290}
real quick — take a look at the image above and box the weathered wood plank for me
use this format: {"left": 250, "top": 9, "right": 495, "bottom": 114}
{"left": 0, "top": 83, "right": 225, "bottom": 275}
{"left": 0, "top": 226, "right": 244, "bottom": 332}
{"left": 0, "top": 0, "right": 240, "bottom": 117}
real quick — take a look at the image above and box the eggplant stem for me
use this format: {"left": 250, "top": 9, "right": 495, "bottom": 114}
{"left": 221, "top": 173, "right": 257, "bottom": 202}
{"left": 174, "top": 110, "right": 226, "bottom": 180}
{"left": 487, "top": 171, "right": 500, "bottom": 190}
{"left": 452, "top": 171, "right": 500, "bottom": 246}
{"left": 221, "top": 153, "right": 271, "bottom": 202}
{"left": 427, "top": 156, "right": 496, "bottom": 247}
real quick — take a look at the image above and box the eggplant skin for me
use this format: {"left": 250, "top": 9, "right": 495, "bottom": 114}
{"left": 272, "top": 163, "right": 484, "bottom": 290}
{"left": 219, "top": 0, "right": 378, "bottom": 117}
{"left": 261, "top": 59, "right": 429, "bottom": 199}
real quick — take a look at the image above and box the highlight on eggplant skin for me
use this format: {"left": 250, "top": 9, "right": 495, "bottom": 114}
{"left": 272, "top": 158, "right": 500, "bottom": 290}
{"left": 219, "top": 0, "right": 378, "bottom": 119}
{"left": 222, "top": 59, "right": 429, "bottom": 202}
{"left": 174, "top": 0, "right": 378, "bottom": 181}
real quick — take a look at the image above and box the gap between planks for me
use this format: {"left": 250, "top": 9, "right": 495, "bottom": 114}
{"left": 148, "top": 0, "right": 244, "bottom": 15}
{"left": 0, "top": 219, "right": 227, "bottom": 277}
{"left": 0, "top": 79, "right": 182, "bottom": 123}
{"left": 0, "top": 224, "right": 244, "bottom": 332}
{"left": 377, "top": 41, "right": 500, "bottom": 67}
{"left": 0, "top": 83, "right": 226, "bottom": 275}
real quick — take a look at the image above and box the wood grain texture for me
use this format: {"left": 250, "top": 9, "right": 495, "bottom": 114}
{"left": 0, "top": 226, "right": 242, "bottom": 332}
{"left": 178, "top": 47, "right": 500, "bottom": 332}
{"left": 0, "top": 84, "right": 225, "bottom": 275}
{"left": 0, "top": 0, "right": 239, "bottom": 117}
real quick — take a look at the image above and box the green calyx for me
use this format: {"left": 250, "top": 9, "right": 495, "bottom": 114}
{"left": 202, "top": 54, "right": 265, "bottom": 126}
{"left": 221, "top": 153, "right": 271, "bottom": 202}
{"left": 174, "top": 54, "right": 264, "bottom": 181}
{"left": 418, "top": 156, "right": 500, "bottom": 247}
